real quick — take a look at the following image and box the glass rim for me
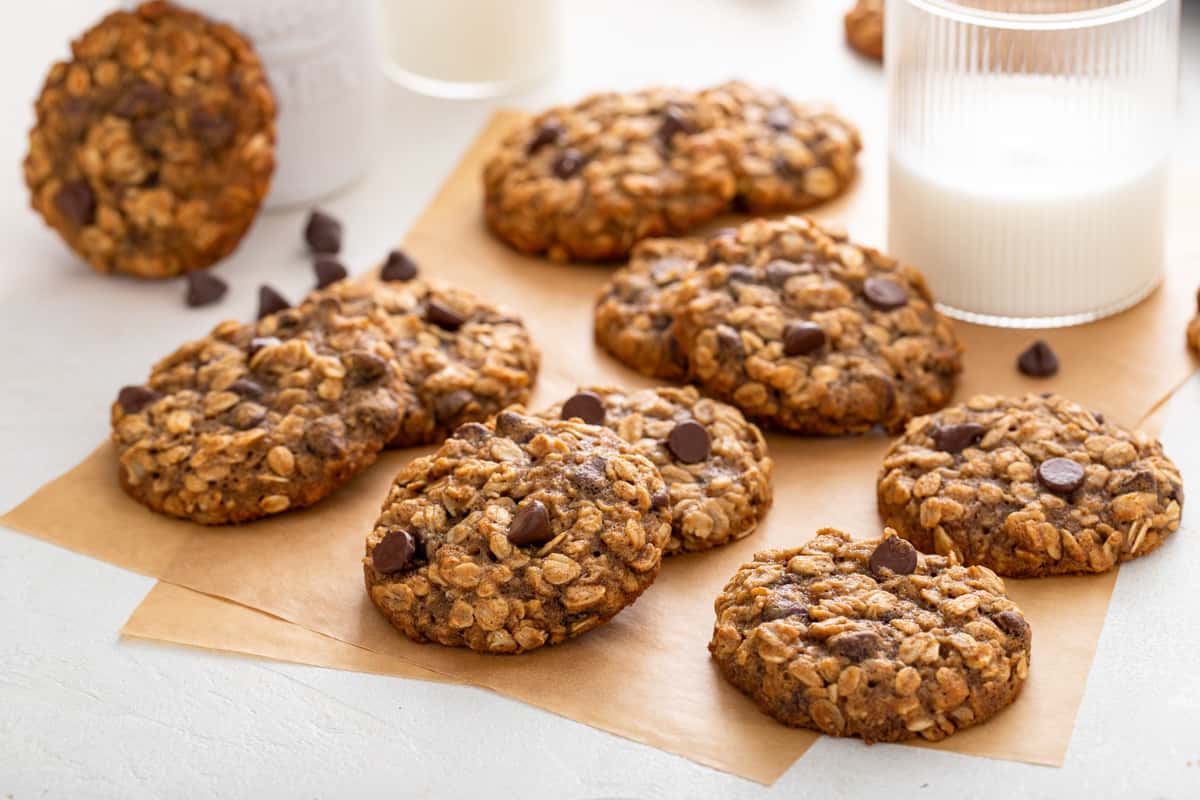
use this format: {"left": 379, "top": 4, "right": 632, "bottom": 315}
{"left": 899, "top": 0, "right": 1170, "bottom": 30}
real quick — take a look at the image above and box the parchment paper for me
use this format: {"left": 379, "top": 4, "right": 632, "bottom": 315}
{"left": 4, "top": 113, "right": 1197, "bottom": 784}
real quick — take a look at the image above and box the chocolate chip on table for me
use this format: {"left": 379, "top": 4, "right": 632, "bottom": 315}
{"left": 54, "top": 179, "right": 95, "bottom": 226}
{"left": 184, "top": 270, "right": 227, "bottom": 307}
{"left": 1017, "top": 340, "right": 1059, "bottom": 378}
{"left": 256, "top": 285, "right": 290, "bottom": 320}
{"left": 527, "top": 118, "right": 563, "bottom": 154}
{"left": 380, "top": 249, "right": 418, "bottom": 282}
{"left": 507, "top": 499, "right": 554, "bottom": 546}
{"left": 561, "top": 391, "right": 606, "bottom": 425}
{"left": 766, "top": 105, "right": 794, "bottom": 131}
{"left": 372, "top": 528, "right": 421, "bottom": 573}
{"left": 868, "top": 536, "right": 918, "bottom": 578}
{"left": 313, "top": 256, "right": 348, "bottom": 289}
{"left": 553, "top": 148, "right": 585, "bottom": 179}
{"left": 992, "top": 609, "right": 1028, "bottom": 637}
{"left": 862, "top": 277, "right": 908, "bottom": 310}
{"left": 426, "top": 300, "right": 465, "bottom": 331}
{"left": 304, "top": 209, "right": 342, "bottom": 254}
{"left": 828, "top": 630, "right": 880, "bottom": 661}
{"left": 248, "top": 336, "right": 280, "bottom": 358}
{"left": 783, "top": 321, "right": 826, "bottom": 356}
{"left": 667, "top": 420, "right": 711, "bottom": 464}
{"left": 658, "top": 105, "right": 693, "bottom": 146}
{"left": 931, "top": 422, "right": 986, "bottom": 454}
{"left": 117, "top": 385, "right": 159, "bottom": 414}
{"left": 1036, "top": 457, "right": 1085, "bottom": 495}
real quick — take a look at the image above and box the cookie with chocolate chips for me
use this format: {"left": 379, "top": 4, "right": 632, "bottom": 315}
{"left": 542, "top": 385, "right": 773, "bottom": 554}
{"left": 483, "top": 81, "right": 860, "bottom": 262}
{"left": 878, "top": 393, "right": 1184, "bottom": 577}
{"left": 844, "top": 0, "right": 884, "bottom": 61}
{"left": 709, "top": 528, "right": 1031, "bottom": 742}
{"left": 364, "top": 410, "right": 672, "bottom": 654}
{"left": 25, "top": 1, "right": 276, "bottom": 278}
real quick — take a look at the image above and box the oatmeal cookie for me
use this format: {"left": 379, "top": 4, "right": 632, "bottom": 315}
{"left": 709, "top": 528, "right": 1031, "bottom": 742}
{"left": 1187, "top": 288, "right": 1200, "bottom": 353}
{"left": 543, "top": 385, "right": 773, "bottom": 554}
{"left": 845, "top": 0, "right": 884, "bottom": 61}
{"left": 365, "top": 410, "right": 672, "bottom": 654}
{"left": 673, "top": 216, "right": 962, "bottom": 434}
{"left": 25, "top": 1, "right": 276, "bottom": 278}
{"left": 878, "top": 393, "right": 1184, "bottom": 577}
{"left": 111, "top": 287, "right": 407, "bottom": 524}
{"left": 483, "top": 81, "right": 860, "bottom": 261}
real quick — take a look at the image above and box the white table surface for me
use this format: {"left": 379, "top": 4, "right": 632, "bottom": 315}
{"left": 3, "top": 2, "right": 1199, "bottom": 798}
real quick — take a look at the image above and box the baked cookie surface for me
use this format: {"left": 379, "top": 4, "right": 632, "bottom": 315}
{"left": 365, "top": 411, "right": 672, "bottom": 654}
{"left": 709, "top": 528, "right": 1030, "bottom": 742}
{"left": 845, "top": 0, "right": 884, "bottom": 61}
{"left": 878, "top": 393, "right": 1183, "bottom": 577}
{"left": 673, "top": 217, "right": 962, "bottom": 434}
{"left": 543, "top": 385, "right": 773, "bottom": 554}
{"left": 1188, "top": 289, "right": 1200, "bottom": 353}
{"left": 483, "top": 81, "right": 860, "bottom": 261}
{"left": 25, "top": 1, "right": 276, "bottom": 278}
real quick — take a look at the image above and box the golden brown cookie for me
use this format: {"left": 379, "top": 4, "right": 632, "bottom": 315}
{"left": 1187, "top": 288, "right": 1200, "bottom": 353}
{"left": 845, "top": 0, "right": 884, "bottom": 61}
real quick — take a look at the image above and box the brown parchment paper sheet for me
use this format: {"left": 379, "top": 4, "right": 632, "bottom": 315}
{"left": 5, "top": 111, "right": 1198, "bottom": 784}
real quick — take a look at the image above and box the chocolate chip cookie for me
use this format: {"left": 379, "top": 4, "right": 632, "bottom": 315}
{"left": 365, "top": 410, "right": 672, "bottom": 654}
{"left": 483, "top": 81, "right": 860, "bottom": 262}
{"left": 25, "top": 2, "right": 276, "bottom": 278}
{"left": 672, "top": 216, "right": 962, "bottom": 434}
{"left": 878, "top": 393, "right": 1184, "bottom": 577}
{"left": 543, "top": 385, "right": 773, "bottom": 554}
{"left": 845, "top": 0, "right": 884, "bottom": 61}
{"left": 111, "top": 287, "right": 407, "bottom": 524}
{"left": 709, "top": 529, "right": 1031, "bottom": 742}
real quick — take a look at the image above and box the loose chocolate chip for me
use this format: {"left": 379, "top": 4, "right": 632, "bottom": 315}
{"left": 344, "top": 349, "right": 387, "bottom": 382}
{"left": 527, "top": 118, "right": 563, "bottom": 154}
{"left": 993, "top": 610, "right": 1028, "bottom": 637}
{"left": 761, "top": 598, "right": 809, "bottom": 622}
{"left": 55, "top": 180, "right": 95, "bottom": 227}
{"left": 828, "top": 630, "right": 880, "bottom": 661}
{"left": 863, "top": 277, "right": 908, "bottom": 310}
{"left": 435, "top": 389, "right": 474, "bottom": 420}
{"left": 380, "top": 249, "right": 418, "bottom": 282}
{"left": 783, "top": 321, "right": 826, "bottom": 356}
{"left": 507, "top": 500, "right": 554, "bottom": 546}
{"left": 553, "top": 148, "right": 585, "bottom": 179}
{"left": 191, "top": 109, "right": 235, "bottom": 150}
{"left": 658, "top": 105, "right": 693, "bottom": 146}
{"left": 561, "top": 391, "right": 606, "bottom": 425}
{"left": 1017, "top": 340, "right": 1059, "bottom": 378}
{"left": 426, "top": 300, "right": 465, "bottom": 331}
{"left": 766, "top": 105, "right": 794, "bottom": 131}
{"left": 651, "top": 490, "right": 670, "bottom": 510}
{"left": 667, "top": 420, "right": 710, "bottom": 464}
{"left": 256, "top": 285, "right": 290, "bottom": 320}
{"left": 248, "top": 336, "right": 280, "bottom": 358}
{"left": 1036, "top": 457, "right": 1084, "bottom": 495}
{"left": 304, "top": 209, "right": 342, "bottom": 254}
{"left": 372, "top": 528, "right": 421, "bottom": 573}
{"left": 228, "top": 378, "right": 263, "bottom": 398}
{"left": 117, "top": 385, "right": 159, "bottom": 414}
{"left": 932, "top": 422, "right": 986, "bottom": 454}
{"left": 313, "top": 256, "right": 348, "bottom": 289}
{"left": 184, "top": 270, "right": 227, "bottom": 307}
{"left": 727, "top": 266, "right": 755, "bottom": 283}
{"left": 868, "top": 536, "right": 918, "bottom": 578}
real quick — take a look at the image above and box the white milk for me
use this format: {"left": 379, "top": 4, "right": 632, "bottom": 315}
{"left": 887, "top": 76, "right": 1170, "bottom": 326}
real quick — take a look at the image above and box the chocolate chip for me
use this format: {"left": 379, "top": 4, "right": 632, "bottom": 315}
{"left": 55, "top": 180, "right": 95, "bottom": 227}
{"left": 256, "top": 285, "right": 290, "bottom": 320}
{"left": 571, "top": 456, "right": 608, "bottom": 494}
{"left": 313, "top": 256, "right": 348, "bottom": 289}
{"left": 228, "top": 378, "right": 263, "bottom": 398}
{"left": 426, "top": 300, "right": 465, "bottom": 331}
{"left": 1036, "top": 457, "right": 1084, "bottom": 495}
{"left": 553, "top": 148, "right": 585, "bottom": 179}
{"left": 454, "top": 422, "right": 493, "bottom": 444}
{"left": 344, "top": 349, "right": 387, "bottom": 382}
{"left": 783, "top": 321, "right": 826, "bottom": 356}
{"left": 191, "top": 109, "right": 235, "bottom": 150}
{"left": 828, "top": 630, "right": 880, "bottom": 661}
{"left": 117, "top": 385, "right": 159, "bottom": 414}
{"left": 863, "top": 277, "right": 908, "bottom": 310}
{"left": 1017, "top": 340, "right": 1059, "bottom": 378}
{"left": 248, "top": 336, "right": 280, "bottom": 358}
{"left": 667, "top": 420, "right": 710, "bottom": 464}
{"left": 868, "top": 536, "right": 918, "bottom": 578}
{"left": 761, "top": 598, "right": 809, "bottom": 622}
{"left": 727, "top": 266, "right": 755, "bottom": 283}
{"left": 651, "top": 490, "right": 670, "bottom": 510}
{"left": 561, "top": 391, "right": 606, "bottom": 425}
{"left": 304, "top": 421, "right": 346, "bottom": 458}
{"left": 658, "top": 105, "right": 693, "bottom": 146}
{"left": 372, "top": 528, "right": 421, "bottom": 573}
{"left": 494, "top": 410, "right": 540, "bottom": 443}
{"left": 771, "top": 154, "right": 793, "bottom": 177}
{"left": 717, "top": 325, "right": 743, "bottom": 357}
{"left": 766, "top": 105, "right": 794, "bottom": 131}
{"left": 527, "top": 118, "right": 563, "bottom": 154}
{"left": 507, "top": 500, "right": 554, "bottom": 546}
{"left": 304, "top": 209, "right": 342, "bottom": 254}
{"left": 765, "top": 259, "right": 801, "bottom": 287}
{"left": 993, "top": 610, "right": 1028, "bottom": 637}
{"left": 380, "top": 249, "right": 418, "bottom": 282}
{"left": 113, "top": 82, "right": 167, "bottom": 117}
{"left": 229, "top": 402, "right": 266, "bottom": 430}
{"left": 184, "top": 270, "right": 227, "bottom": 307}
{"left": 435, "top": 389, "right": 474, "bottom": 420}
{"left": 1093, "top": 411, "right": 1105, "bottom": 425}
{"left": 932, "top": 422, "right": 986, "bottom": 454}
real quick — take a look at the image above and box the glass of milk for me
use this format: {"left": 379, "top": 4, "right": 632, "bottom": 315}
{"left": 886, "top": 0, "right": 1180, "bottom": 327}
{"left": 378, "top": 0, "right": 562, "bottom": 99}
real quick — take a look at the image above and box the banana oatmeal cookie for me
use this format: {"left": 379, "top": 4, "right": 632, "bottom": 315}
{"left": 845, "top": 0, "right": 884, "bottom": 61}
{"left": 365, "top": 410, "right": 672, "bottom": 654}
{"left": 483, "top": 81, "right": 860, "bottom": 261}
{"left": 710, "top": 528, "right": 1031, "bottom": 742}
{"left": 25, "top": 1, "right": 276, "bottom": 278}
{"left": 542, "top": 385, "right": 773, "bottom": 554}
{"left": 878, "top": 393, "right": 1184, "bottom": 577}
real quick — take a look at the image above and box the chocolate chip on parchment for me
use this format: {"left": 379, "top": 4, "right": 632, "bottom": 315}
{"left": 313, "top": 256, "right": 348, "bottom": 289}
{"left": 868, "top": 536, "right": 918, "bottom": 578}
{"left": 527, "top": 118, "right": 564, "bottom": 154}
{"left": 863, "top": 277, "right": 908, "bottom": 310}
{"left": 932, "top": 422, "right": 986, "bottom": 454}
{"left": 372, "top": 528, "right": 421, "bottom": 573}
{"left": 55, "top": 179, "right": 95, "bottom": 227}
{"left": 553, "top": 148, "right": 585, "bottom": 179}
{"left": 256, "top": 285, "right": 290, "bottom": 319}
{"left": 1017, "top": 340, "right": 1059, "bottom": 378}
{"left": 561, "top": 391, "right": 607, "bottom": 426}
{"left": 185, "top": 270, "right": 227, "bottom": 307}
{"left": 658, "top": 105, "right": 693, "bottom": 146}
{"left": 380, "top": 249, "right": 418, "bottom": 282}
{"left": 1036, "top": 457, "right": 1084, "bottom": 495}
{"left": 829, "top": 630, "right": 880, "bottom": 661}
{"left": 766, "top": 105, "right": 794, "bottom": 131}
{"left": 117, "top": 385, "right": 159, "bottom": 414}
{"left": 507, "top": 500, "right": 554, "bottom": 546}
{"left": 783, "top": 321, "right": 826, "bottom": 356}
{"left": 667, "top": 420, "right": 710, "bottom": 464}
{"left": 304, "top": 209, "right": 342, "bottom": 254}
{"left": 993, "top": 610, "right": 1028, "bottom": 637}
{"left": 426, "top": 300, "right": 465, "bottom": 331}
{"left": 247, "top": 336, "right": 280, "bottom": 358}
